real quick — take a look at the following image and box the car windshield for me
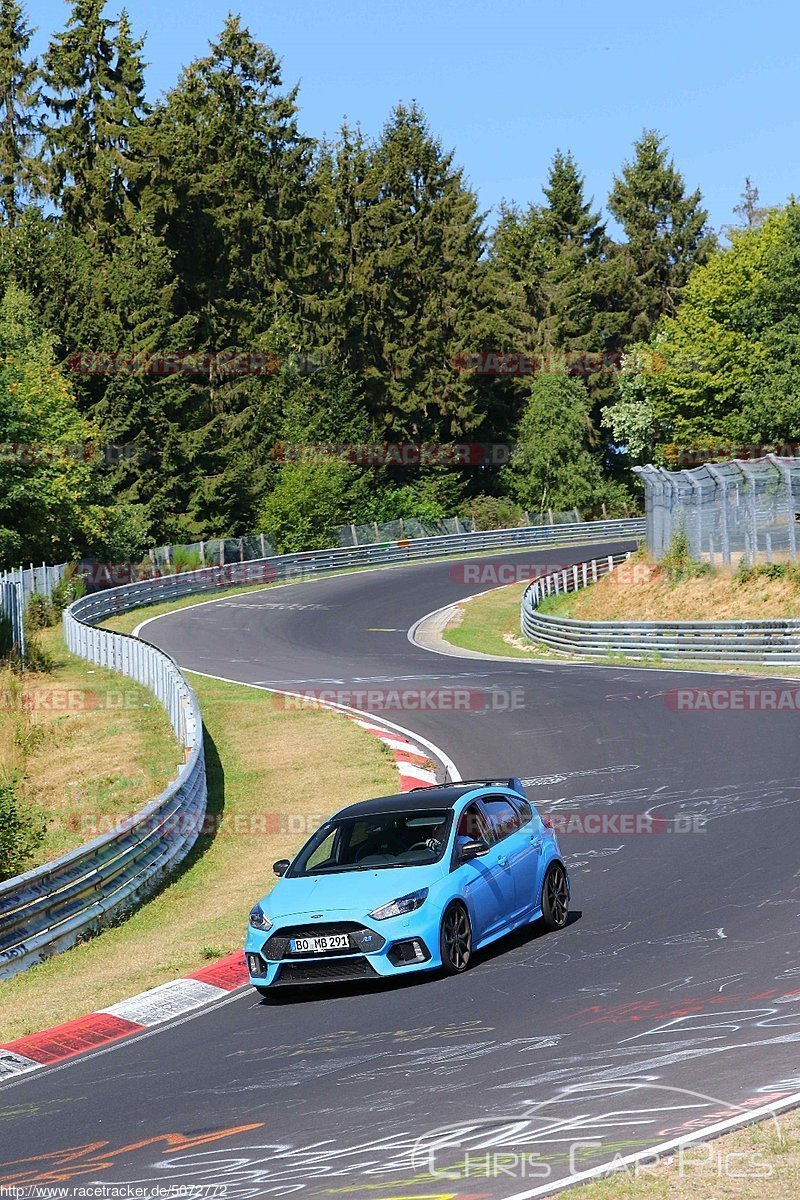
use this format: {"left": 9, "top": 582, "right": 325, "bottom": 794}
{"left": 289, "top": 809, "right": 453, "bottom": 876}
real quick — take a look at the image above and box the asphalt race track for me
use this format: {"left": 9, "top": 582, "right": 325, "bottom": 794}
{"left": 2, "top": 538, "right": 800, "bottom": 1199}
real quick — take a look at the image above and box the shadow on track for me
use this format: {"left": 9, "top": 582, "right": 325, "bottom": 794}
{"left": 257, "top": 909, "right": 583, "bottom": 1006}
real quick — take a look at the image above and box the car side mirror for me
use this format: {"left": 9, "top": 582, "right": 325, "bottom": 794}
{"left": 272, "top": 859, "right": 290, "bottom": 877}
{"left": 459, "top": 838, "right": 490, "bottom": 862}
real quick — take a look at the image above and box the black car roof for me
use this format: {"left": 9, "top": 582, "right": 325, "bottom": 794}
{"left": 337, "top": 785, "right": 485, "bottom": 818}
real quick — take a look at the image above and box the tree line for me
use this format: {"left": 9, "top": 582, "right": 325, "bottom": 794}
{"left": 0, "top": 0, "right": 763, "bottom": 564}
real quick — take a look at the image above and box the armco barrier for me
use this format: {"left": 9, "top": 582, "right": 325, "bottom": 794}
{"left": 0, "top": 517, "right": 642, "bottom": 981}
{"left": 72, "top": 518, "right": 645, "bottom": 621}
{"left": 521, "top": 554, "right": 800, "bottom": 664}
{"left": 0, "top": 612, "right": 205, "bottom": 981}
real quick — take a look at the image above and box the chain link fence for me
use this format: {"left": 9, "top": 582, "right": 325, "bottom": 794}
{"left": 634, "top": 457, "right": 800, "bottom": 564}
{"left": 146, "top": 509, "right": 587, "bottom": 564}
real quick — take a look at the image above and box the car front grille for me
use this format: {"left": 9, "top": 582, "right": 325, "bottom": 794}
{"left": 261, "top": 921, "right": 386, "bottom": 961}
{"left": 275, "top": 956, "right": 379, "bottom": 985}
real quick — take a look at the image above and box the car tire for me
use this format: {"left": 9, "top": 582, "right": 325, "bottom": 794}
{"left": 440, "top": 902, "right": 472, "bottom": 973}
{"left": 541, "top": 862, "right": 569, "bottom": 931}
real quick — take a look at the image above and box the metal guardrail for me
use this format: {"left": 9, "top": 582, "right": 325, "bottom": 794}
{"left": 0, "top": 516, "right": 641, "bottom": 981}
{"left": 72, "top": 518, "right": 646, "bottom": 620}
{"left": 521, "top": 554, "right": 800, "bottom": 663}
{"left": 0, "top": 608, "right": 205, "bottom": 981}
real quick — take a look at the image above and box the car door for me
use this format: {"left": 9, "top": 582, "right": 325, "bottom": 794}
{"left": 507, "top": 793, "right": 547, "bottom": 918}
{"left": 476, "top": 796, "right": 523, "bottom": 931}
{"left": 481, "top": 794, "right": 538, "bottom": 924}
{"left": 452, "top": 801, "right": 510, "bottom": 940}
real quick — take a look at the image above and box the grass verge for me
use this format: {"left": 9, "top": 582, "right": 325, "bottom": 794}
{"left": 0, "top": 669, "right": 398, "bottom": 1041}
{"left": 568, "top": 1105, "right": 800, "bottom": 1199}
{"left": 0, "top": 626, "right": 179, "bottom": 869}
{"left": 443, "top": 583, "right": 538, "bottom": 658}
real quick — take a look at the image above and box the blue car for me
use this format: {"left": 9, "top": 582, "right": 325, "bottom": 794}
{"left": 245, "top": 778, "right": 570, "bottom": 993}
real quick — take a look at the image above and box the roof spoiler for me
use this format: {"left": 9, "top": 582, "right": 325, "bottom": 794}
{"left": 456, "top": 777, "right": 525, "bottom": 794}
{"left": 413, "top": 777, "right": 525, "bottom": 794}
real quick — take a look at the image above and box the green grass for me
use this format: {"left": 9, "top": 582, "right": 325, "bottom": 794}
{"left": 0, "top": 627, "right": 180, "bottom": 866}
{"left": 443, "top": 581, "right": 546, "bottom": 658}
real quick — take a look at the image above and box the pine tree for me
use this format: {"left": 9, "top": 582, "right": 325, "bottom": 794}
{"left": 607, "top": 130, "right": 714, "bottom": 340}
{"left": 42, "top": 0, "right": 150, "bottom": 242}
{"left": 42, "top": 0, "right": 117, "bottom": 232}
{"left": 0, "top": 0, "right": 40, "bottom": 225}
{"left": 732, "top": 177, "right": 768, "bottom": 231}
{"left": 105, "top": 9, "right": 149, "bottom": 214}
{"left": 150, "top": 15, "right": 315, "bottom": 534}
{"left": 316, "top": 103, "right": 492, "bottom": 441}
{"left": 535, "top": 150, "right": 610, "bottom": 352}
{"left": 506, "top": 372, "right": 620, "bottom": 516}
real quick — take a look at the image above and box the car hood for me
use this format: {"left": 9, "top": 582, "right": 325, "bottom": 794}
{"left": 262, "top": 864, "right": 441, "bottom": 919}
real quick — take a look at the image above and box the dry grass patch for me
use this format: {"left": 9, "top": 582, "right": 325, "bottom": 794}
{"left": 0, "top": 671, "right": 398, "bottom": 1041}
{"left": 0, "top": 627, "right": 179, "bottom": 867}
{"left": 542, "top": 556, "right": 800, "bottom": 622}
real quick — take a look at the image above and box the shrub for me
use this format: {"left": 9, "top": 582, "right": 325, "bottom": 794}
{"left": 26, "top": 592, "right": 57, "bottom": 629}
{"left": 169, "top": 548, "right": 204, "bottom": 575}
{"left": 660, "top": 528, "right": 711, "bottom": 583}
{"left": 466, "top": 495, "right": 525, "bottom": 531}
{"left": 51, "top": 572, "right": 86, "bottom": 613}
{"left": 0, "top": 776, "right": 46, "bottom": 882}
{"left": 735, "top": 561, "right": 800, "bottom": 586}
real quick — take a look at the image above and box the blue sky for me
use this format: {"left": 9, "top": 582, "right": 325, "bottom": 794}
{"left": 32, "top": 0, "right": 800, "bottom": 236}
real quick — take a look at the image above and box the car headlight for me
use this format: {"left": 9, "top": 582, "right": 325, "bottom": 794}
{"left": 249, "top": 903, "right": 273, "bottom": 931}
{"left": 369, "top": 888, "right": 429, "bottom": 921}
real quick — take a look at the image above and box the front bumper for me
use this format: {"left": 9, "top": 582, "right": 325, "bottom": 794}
{"left": 245, "top": 912, "right": 441, "bottom": 987}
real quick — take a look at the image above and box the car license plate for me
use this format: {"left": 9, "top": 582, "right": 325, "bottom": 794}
{"left": 291, "top": 934, "right": 350, "bottom": 953}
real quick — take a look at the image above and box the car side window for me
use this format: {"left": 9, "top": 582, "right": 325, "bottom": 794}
{"left": 482, "top": 797, "right": 522, "bottom": 844}
{"left": 509, "top": 794, "right": 533, "bottom": 825}
{"left": 456, "top": 803, "right": 490, "bottom": 843}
